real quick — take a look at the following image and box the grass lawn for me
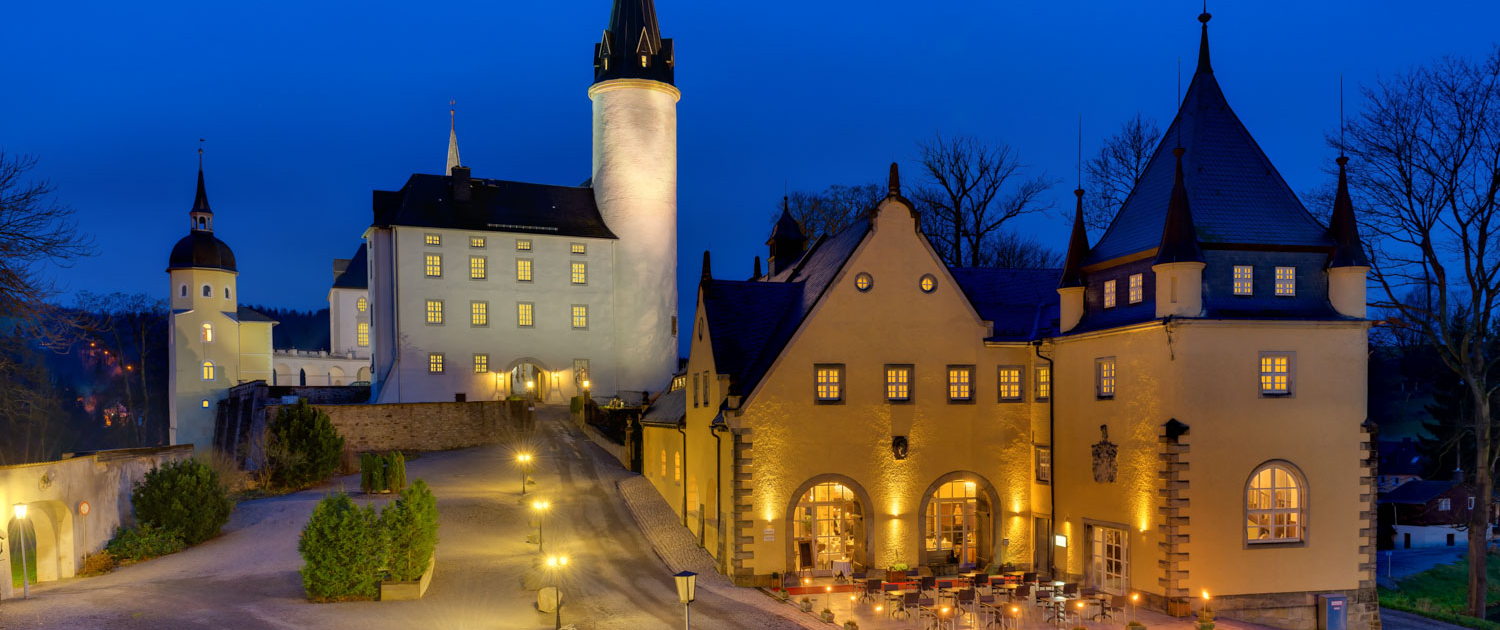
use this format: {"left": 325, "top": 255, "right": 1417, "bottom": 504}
{"left": 1380, "top": 553, "right": 1500, "bottom": 630}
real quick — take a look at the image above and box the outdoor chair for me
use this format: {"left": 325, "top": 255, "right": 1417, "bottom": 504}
{"left": 956, "top": 588, "right": 977, "bottom": 623}
{"left": 977, "top": 589, "right": 1004, "bottom": 628}
{"left": 916, "top": 597, "right": 940, "bottom": 629}
{"left": 1103, "top": 594, "right": 1128, "bottom": 621}
{"left": 884, "top": 583, "right": 903, "bottom": 610}
{"left": 861, "top": 578, "right": 881, "bottom": 603}
{"left": 1063, "top": 582, "right": 1079, "bottom": 597}
{"left": 1022, "top": 572, "right": 1037, "bottom": 585}
{"left": 900, "top": 591, "right": 921, "bottom": 620}
{"left": 921, "top": 575, "right": 937, "bottom": 596}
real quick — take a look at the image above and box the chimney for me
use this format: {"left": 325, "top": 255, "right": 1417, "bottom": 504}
{"left": 752, "top": 256, "right": 761, "bottom": 280}
{"left": 451, "top": 166, "right": 472, "bottom": 203}
{"left": 332, "top": 258, "right": 351, "bottom": 281}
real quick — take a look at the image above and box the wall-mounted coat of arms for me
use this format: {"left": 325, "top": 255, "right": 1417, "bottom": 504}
{"left": 1092, "top": 424, "right": 1118, "bottom": 483}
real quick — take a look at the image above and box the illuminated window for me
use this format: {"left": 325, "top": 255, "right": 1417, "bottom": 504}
{"left": 201, "top": 322, "right": 214, "bottom": 343}
{"left": 1259, "top": 352, "right": 1293, "bottom": 396}
{"left": 925, "top": 480, "right": 980, "bottom": 566}
{"left": 855, "top": 272, "right": 874, "bottom": 292}
{"left": 356, "top": 297, "right": 367, "bottom": 312}
{"left": 425, "top": 253, "right": 442, "bottom": 278}
{"left": 428, "top": 353, "right": 444, "bottom": 374}
{"left": 885, "top": 365, "right": 911, "bottom": 402}
{"left": 571, "top": 262, "right": 587, "bottom": 285}
{"left": 571, "top": 242, "right": 586, "bottom": 255}
{"left": 471, "top": 301, "right": 488, "bottom": 326}
{"left": 470, "top": 236, "right": 486, "bottom": 248}
{"left": 1128, "top": 274, "right": 1143, "bottom": 304}
{"left": 1233, "top": 265, "right": 1254, "bottom": 295}
{"left": 659, "top": 450, "right": 666, "bottom": 478}
{"left": 673, "top": 451, "right": 681, "bottom": 482}
{"left": 947, "top": 365, "right": 974, "bottom": 402}
{"left": 919, "top": 274, "right": 937, "bottom": 293}
{"left": 1096, "top": 357, "right": 1116, "bottom": 398}
{"left": 470, "top": 256, "right": 486, "bottom": 279}
{"left": 201, "top": 399, "right": 210, "bottom": 409}
{"left": 1036, "top": 446, "right": 1052, "bottom": 483}
{"left": 1035, "top": 366, "right": 1051, "bottom": 401}
{"left": 517, "top": 302, "right": 534, "bottom": 327}
{"left": 641, "top": 54, "right": 649, "bottom": 68}
{"left": 997, "top": 366, "right": 1022, "bottom": 401}
{"left": 425, "top": 233, "right": 441, "bottom": 246}
{"left": 1275, "top": 267, "right": 1296, "bottom": 296}
{"left": 516, "top": 239, "right": 532, "bottom": 251}
{"left": 1247, "top": 463, "right": 1304, "bottom": 543}
{"left": 356, "top": 322, "right": 369, "bottom": 347}
{"left": 814, "top": 364, "right": 844, "bottom": 403}
{"left": 201, "top": 361, "right": 215, "bottom": 381}
{"left": 473, "top": 353, "right": 489, "bottom": 373}
{"left": 792, "top": 482, "right": 858, "bottom": 572}
{"left": 426, "top": 299, "right": 444, "bottom": 324}
{"left": 571, "top": 304, "right": 588, "bottom": 329}
{"left": 1103, "top": 279, "right": 1117, "bottom": 308}
{"left": 516, "top": 259, "right": 533, "bottom": 282}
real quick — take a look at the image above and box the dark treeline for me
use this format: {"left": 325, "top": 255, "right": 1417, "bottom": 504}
{"left": 245, "top": 305, "right": 330, "bottom": 351}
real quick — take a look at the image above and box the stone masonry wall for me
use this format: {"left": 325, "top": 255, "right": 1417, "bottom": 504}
{"left": 261, "top": 400, "right": 531, "bottom": 455}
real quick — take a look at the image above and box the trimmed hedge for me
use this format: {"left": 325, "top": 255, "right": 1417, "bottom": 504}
{"left": 269, "top": 400, "right": 345, "bottom": 489}
{"left": 299, "top": 493, "right": 387, "bottom": 602}
{"left": 359, "top": 451, "right": 407, "bottom": 494}
{"left": 105, "top": 523, "right": 186, "bottom": 562}
{"left": 382, "top": 479, "right": 438, "bottom": 581}
{"left": 132, "top": 458, "right": 233, "bottom": 545}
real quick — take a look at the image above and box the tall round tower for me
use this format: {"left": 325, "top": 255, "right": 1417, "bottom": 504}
{"left": 590, "top": 0, "right": 679, "bottom": 399}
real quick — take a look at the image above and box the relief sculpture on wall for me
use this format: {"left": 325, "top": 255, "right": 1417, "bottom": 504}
{"left": 1092, "top": 424, "right": 1117, "bottom": 483}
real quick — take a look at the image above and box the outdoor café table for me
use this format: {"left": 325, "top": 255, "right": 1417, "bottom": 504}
{"left": 1046, "top": 596, "right": 1068, "bottom": 627}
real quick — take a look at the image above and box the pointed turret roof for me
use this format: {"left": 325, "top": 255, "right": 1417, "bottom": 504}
{"left": 169, "top": 150, "right": 237, "bottom": 272}
{"left": 1087, "top": 11, "right": 1335, "bottom": 264}
{"left": 191, "top": 150, "right": 212, "bottom": 217}
{"left": 1059, "top": 188, "right": 1090, "bottom": 288}
{"left": 1154, "top": 148, "right": 1205, "bottom": 264}
{"left": 768, "top": 203, "right": 806, "bottom": 245}
{"left": 593, "top": 0, "right": 674, "bottom": 86}
{"left": 446, "top": 105, "right": 461, "bottom": 176}
{"left": 1328, "top": 156, "right": 1370, "bottom": 267}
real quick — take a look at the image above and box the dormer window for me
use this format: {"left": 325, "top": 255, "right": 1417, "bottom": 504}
{"left": 1234, "top": 266, "right": 1254, "bottom": 295}
{"left": 640, "top": 55, "right": 648, "bottom": 67}
{"left": 202, "top": 284, "right": 213, "bottom": 298}
{"left": 1275, "top": 267, "right": 1296, "bottom": 296}
{"left": 1103, "top": 280, "right": 1117, "bottom": 309}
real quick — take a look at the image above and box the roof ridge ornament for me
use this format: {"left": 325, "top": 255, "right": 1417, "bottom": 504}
{"left": 888, "top": 162, "right": 900, "bottom": 195}
{"left": 447, "top": 100, "right": 462, "bottom": 176}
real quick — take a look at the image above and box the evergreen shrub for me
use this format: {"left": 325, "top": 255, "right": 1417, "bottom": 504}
{"left": 269, "top": 400, "right": 345, "bottom": 489}
{"left": 105, "top": 523, "right": 185, "bottom": 562}
{"left": 387, "top": 452, "right": 407, "bottom": 494}
{"left": 299, "top": 493, "right": 386, "bottom": 601}
{"left": 381, "top": 479, "right": 438, "bottom": 581}
{"left": 131, "top": 458, "right": 233, "bottom": 545}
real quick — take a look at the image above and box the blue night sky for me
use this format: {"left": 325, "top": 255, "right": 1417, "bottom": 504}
{"left": 3, "top": 1, "right": 1496, "bottom": 339}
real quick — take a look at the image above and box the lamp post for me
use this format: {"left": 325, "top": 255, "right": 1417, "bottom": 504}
{"left": 516, "top": 453, "right": 533, "bottom": 496}
{"left": 674, "top": 570, "right": 697, "bottom": 630}
{"left": 547, "top": 555, "right": 569, "bottom": 630}
{"left": 12, "top": 503, "right": 28, "bottom": 599}
{"left": 526, "top": 379, "right": 535, "bottom": 403}
{"left": 1131, "top": 592, "right": 1140, "bottom": 623}
{"left": 532, "top": 500, "right": 550, "bottom": 553}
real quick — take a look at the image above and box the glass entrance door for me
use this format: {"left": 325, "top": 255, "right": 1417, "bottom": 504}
{"left": 1090, "top": 525, "right": 1128, "bottom": 595}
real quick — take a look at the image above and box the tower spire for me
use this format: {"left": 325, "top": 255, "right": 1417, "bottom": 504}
{"left": 1196, "top": 8, "right": 1213, "bottom": 75}
{"left": 1154, "top": 148, "right": 1204, "bottom": 264}
{"left": 190, "top": 141, "right": 213, "bottom": 232}
{"left": 1059, "top": 187, "right": 1090, "bottom": 289}
{"left": 446, "top": 100, "right": 462, "bottom": 176}
{"left": 594, "top": 0, "right": 674, "bottom": 86}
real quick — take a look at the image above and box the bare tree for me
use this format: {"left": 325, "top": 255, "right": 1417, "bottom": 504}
{"left": 910, "top": 134, "right": 1055, "bottom": 268}
{"left": 1338, "top": 46, "right": 1500, "bottom": 617}
{"left": 975, "top": 231, "right": 1061, "bottom": 269}
{"left": 0, "top": 152, "right": 94, "bottom": 321}
{"left": 75, "top": 292, "right": 169, "bottom": 448}
{"left": 774, "top": 183, "right": 884, "bottom": 240}
{"left": 1084, "top": 113, "right": 1161, "bottom": 236}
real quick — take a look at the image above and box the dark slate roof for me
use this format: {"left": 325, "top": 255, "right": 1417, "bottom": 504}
{"left": 704, "top": 219, "right": 871, "bottom": 398}
{"left": 191, "top": 165, "right": 212, "bottom": 215}
{"left": 1153, "top": 148, "right": 1205, "bottom": 264}
{"left": 640, "top": 384, "right": 686, "bottom": 426}
{"left": 1087, "top": 21, "right": 1334, "bottom": 265}
{"left": 333, "top": 244, "right": 368, "bottom": 289}
{"left": 167, "top": 231, "right": 237, "bottom": 272}
{"left": 768, "top": 206, "right": 806, "bottom": 244}
{"left": 950, "top": 268, "right": 1062, "bottom": 341}
{"left": 1380, "top": 479, "right": 1458, "bottom": 505}
{"left": 1328, "top": 157, "right": 1371, "bottom": 268}
{"left": 1059, "top": 190, "right": 1089, "bottom": 288}
{"left": 593, "top": 0, "right": 674, "bottom": 86}
{"left": 371, "top": 174, "right": 617, "bottom": 239}
{"left": 232, "top": 306, "right": 277, "bottom": 324}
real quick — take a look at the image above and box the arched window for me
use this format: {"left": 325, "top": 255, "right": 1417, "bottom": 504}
{"left": 224, "top": 287, "right": 231, "bottom": 300}
{"left": 356, "top": 322, "right": 369, "bottom": 347}
{"left": 201, "top": 322, "right": 214, "bottom": 343}
{"left": 201, "top": 361, "right": 215, "bottom": 381}
{"left": 356, "top": 297, "right": 367, "bottom": 312}
{"left": 179, "top": 284, "right": 188, "bottom": 298}
{"left": 202, "top": 284, "right": 212, "bottom": 298}
{"left": 1246, "top": 462, "right": 1305, "bottom": 544}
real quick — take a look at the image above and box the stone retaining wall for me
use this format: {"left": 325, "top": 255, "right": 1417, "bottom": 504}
{"left": 1213, "top": 587, "right": 1376, "bottom": 630}
{"left": 262, "top": 400, "right": 531, "bottom": 455}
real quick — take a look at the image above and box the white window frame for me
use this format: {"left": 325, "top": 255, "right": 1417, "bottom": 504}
{"left": 516, "top": 258, "right": 533, "bottom": 282}
{"left": 1275, "top": 266, "right": 1296, "bottom": 296}
{"left": 997, "top": 366, "right": 1022, "bottom": 401}
{"left": 1035, "top": 365, "right": 1051, "bottom": 401}
{"left": 517, "top": 302, "right": 534, "bottom": 328}
{"left": 425, "top": 299, "right": 444, "bottom": 325}
{"left": 471, "top": 301, "right": 488, "bottom": 327}
{"left": 424, "top": 253, "right": 442, "bottom": 278}
{"left": 1103, "top": 279, "right": 1117, "bottom": 308}
{"left": 571, "top": 304, "right": 588, "bottom": 330}
{"left": 470, "top": 255, "right": 487, "bottom": 280}
{"left": 1259, "top": 352, "right": 1295, "bottom": 397}
{"left": 1036, "top": 445, "right": 1052, "bottom": 483}
{"left": 571, "top": 261, "right": 588, "bottom": 285}
{"left": 1246, "top": 462, "right": 1306, "bottom": 545}
{"left": 473, "top": 353, "right": 489, "bottom": 373}
{"left": 1233, "top": 265, "right": 1254, "bottom": 296}
{"left": 1127, "top": 274, "right": 1143, "bottom": 304}
{"left": 1439, "top": 498, "right": 1452, "bottom": 511}
{"left": 814, "top": 364, "right": 844, "bottom": 403}
{"left": 428, "top": 352, "right": 444, "bottom": 374}
{"left": 947, "top": 365, "right": 975, "bottom": 403}
{"left": 1096, "top": 357, "right": 1116, "bottom": 399}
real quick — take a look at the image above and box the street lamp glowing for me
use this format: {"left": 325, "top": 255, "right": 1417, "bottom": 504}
{"left": 13, "top": 503, "right": 26, "bottom": 520}
{"left": 582, "top": 379, "right": 590, "bottom": 389}
{"left": 533, "top": 500, "right": 550, "bottom": 511}
{"left": 547, "top": 554, "right": 568, "bottom": 568}
{"left": 526, "top": 380, "right": 535, "bottom": 390}
{"left": 517, "top": 453, "right": 534, "bottom": 496}
{"left": 532, "top": 500, "right": 551, "bottom": 551}
{"left": 12, "top": 503, "right": 27, "bottom": 599}
{"left": 517, "top": 453, "right": 533, "bottom": 465}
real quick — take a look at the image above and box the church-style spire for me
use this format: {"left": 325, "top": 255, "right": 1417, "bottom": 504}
{"left": 446, "top": 101, "right": 461, "bottom": 176}
{"left": 766, "top": 201, "right": 807, "bottom": 276}
{"left": 1154, "top": 148, "right": 1204, "bottom": 264}
{"left": 190, "top": 143, "right": 213, "bottom": 232}
{"left": 1059, "top": 188, "right": 1090, "bottom": 288}
{"left": 888, "top": 162, "right": 901, "bottom": 196}
{"left": 1196, "top": 10, "right": 1213, "bottom": 75}
{"left": 593, "top": 0, "right": 674, "bottom": 86}
{"left": 1328, "top": 156, "right": 1370, "bottom": 268}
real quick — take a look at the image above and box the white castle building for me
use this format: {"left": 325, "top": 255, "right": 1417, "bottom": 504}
{"left": 365, "top": 0, "right": 679, "bottom": 405}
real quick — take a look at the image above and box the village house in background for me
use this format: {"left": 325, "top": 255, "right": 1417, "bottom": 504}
{"left": 640, "top": 9, "right": 1377, "bottom": 630}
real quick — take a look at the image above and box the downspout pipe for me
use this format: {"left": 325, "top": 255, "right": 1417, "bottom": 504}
{"left": 1033, "top": 339, "right": 1056, "bottom": 579}
{"left": 712, "top": 421, "right": 726, "bottom": 570}
{"left": 678, "top": 419, "right": 689, "bottom": 527}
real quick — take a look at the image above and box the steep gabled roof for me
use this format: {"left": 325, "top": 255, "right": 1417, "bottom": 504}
{"left": 950, "top": 267, "right": 1063, "bottom": 341}
{"left": 1328, "top": 156, "right": 1371, "bottom": 268}
{"left": 1059, "top": 189, "right": 1089, "bottom": 288}
{"left": 1088, "top": 13, "right": 1335, "bottom": 265}
{"left": 333, "top": 244, "right": 368, "bottom": 290}
{"left": 593, "top": 0, "right": 674, "bottom": 86}
{"left": 371, "top": 174, "right": 617, "bottom": 239}
{"left": 1380, "top": 479, "right": 1458, "bottom": 505}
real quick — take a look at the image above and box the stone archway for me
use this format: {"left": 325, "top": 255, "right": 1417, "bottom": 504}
{"left": 917, "top": 471, "right": 1000, "bottom": 570}
{"left": 356, "top": 366, "right": 370, "bottom": 382}
{"left": 329, "top": 366, "right": 346, "bottom": 386}
{"left": 784, "top": 474, "right": 874, "bottom": 577}
{"left": 274, "top": 363, "right": 291, "bottom": 386}
{"left": 503, "top": 357, "right": 551, "bottom": 400}
{"left": 7, "top": 500, "right": 74, "bottom": 587}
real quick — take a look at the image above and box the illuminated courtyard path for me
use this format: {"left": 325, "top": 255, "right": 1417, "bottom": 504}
{"left": 0, "top": 406, "right": 812, "bottom": 629}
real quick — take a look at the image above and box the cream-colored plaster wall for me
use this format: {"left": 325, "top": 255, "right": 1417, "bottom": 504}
{"left": 643, "top": 424, "right": 686, "bottom": 521}
{"left": 169, "top": 267, "right": 244, "bottom": 451}
{"left": 724, "top": 200, "right": 1047, "bottom": 576}
{"left": 682, "top": 293, "right": 734, "bottom": 568}
{"left": 1050, "top": 319, "right": 1368, "bottom": 599}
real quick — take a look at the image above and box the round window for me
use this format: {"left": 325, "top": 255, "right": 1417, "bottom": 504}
{"left": 854, "top": 272, "right": 873, "bottom": 292}
{"left": 919, "top": 274, "right": 937, "bottom": 293}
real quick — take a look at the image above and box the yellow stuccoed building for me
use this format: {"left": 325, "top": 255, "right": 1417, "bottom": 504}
{"left": 639, "top": 11, "right": 1376, "bottom": 630}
